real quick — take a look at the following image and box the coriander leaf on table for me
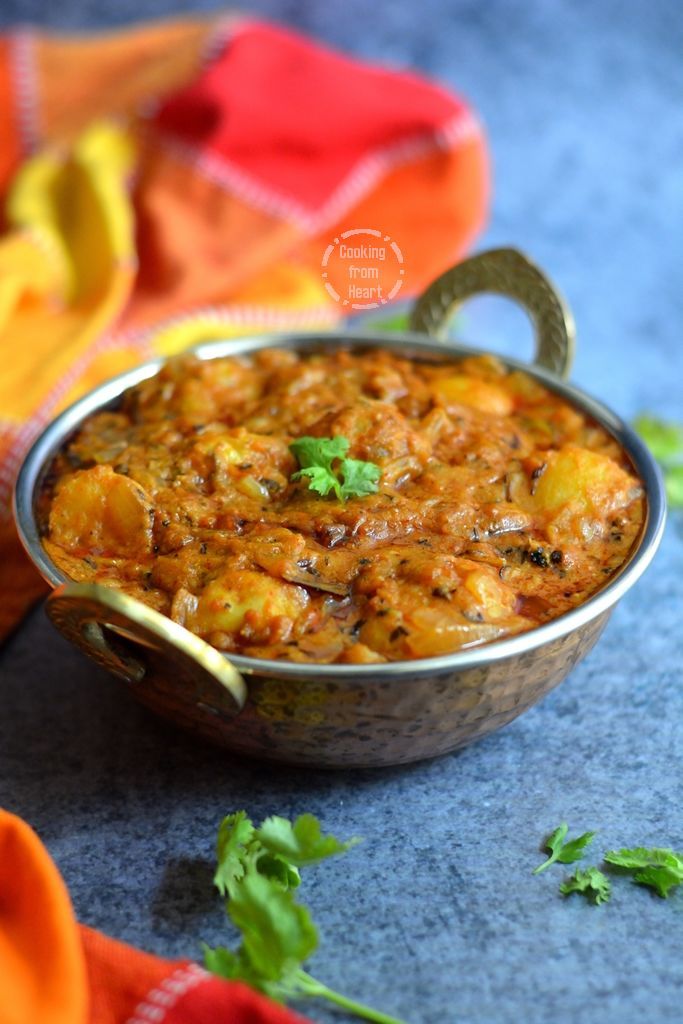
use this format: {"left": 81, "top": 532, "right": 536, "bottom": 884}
{"left": 204, "top": 811, "right": 407, "bottom": 1024}
{"left": 209, "top": 861, "right": 319, "bottom": 1001}
{"left": 253, "top": 853, "right": 301, "bottom": 892}
{"left": 533, "top": 822, "right": 568, "bottom": 874}
{"left": 205, "top": 871, "right": 405, "bottom": 1021}
{"left": 214, "top": 811, "right": 300, "bottom": 897}
{"left": 203, "top": 874, "right": 314, "bottom": 1002}
{"left": 664, "top": 465, "right": 683, "bottom": 507}
{"left": 203, "top": 943, "right": 241, "bottom": 978}
{"left": 214, "top": 812, "right": 256, "bottom": 896}
{"left": 632, "top": 866, "right": 683, "bottom": 899}
{"left": 364, "top": 311, "right": 410, "bottom": 333}
{"left": 228, "top": 871, "right": 318, "bottom": 985}
{"left": 556, "top": 830, "right": 597, "bottom": 864}
{"left": 203, "top": 944, "right": 263, "bottom": 989}
{"left": 634, "top": 414, "right": 683, "bottom": 508}
{"left": 257, "top": 813, "right": 359, "bottom": 866}
{"left": 633, "top": 415, "right": 683, "bottom": 463}
{"left": 603, "top": 847, "right": 683, "bottom": 870}
{"left": 533, "top": 823, "right": 596, "bottom": 874}
{"left": 559, "top": 867, "right": 611, "bottom": 905}
{"left": 604, "top": 847, "right": 683, "bottom": 897}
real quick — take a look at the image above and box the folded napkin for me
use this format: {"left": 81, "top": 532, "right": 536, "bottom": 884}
{"left": 0, "top": 808, "right": 311, "bottom": 1024}
{"left": 0, "top": 14, "right": 488, "bottom": 639}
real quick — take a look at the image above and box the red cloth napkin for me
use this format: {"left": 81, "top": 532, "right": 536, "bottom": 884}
{"left": 0, "top": 14, "right": 488, "bottom": 641}
{"left": 0, "top": 809, "right": 311, "bottom": 1024}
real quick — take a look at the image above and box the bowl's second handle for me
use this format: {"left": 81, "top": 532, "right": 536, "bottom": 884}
{"left": 410, "top": 247, "right": 575, "bottom": 379}
{"left": 46, "top": 582, "right": 247, "bottom": 720}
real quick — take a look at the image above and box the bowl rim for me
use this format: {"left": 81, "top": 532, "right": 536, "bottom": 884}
{"left": 13, "top": 329, "right": 667, "bottom": 681}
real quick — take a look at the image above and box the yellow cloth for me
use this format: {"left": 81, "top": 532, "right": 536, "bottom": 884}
{"left": 0, "top": 15, "right": 489, "bottom": 639}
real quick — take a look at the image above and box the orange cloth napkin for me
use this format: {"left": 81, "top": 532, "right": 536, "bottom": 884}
{"left": 0, "top": 13, "right": 488, "bottom": 640}
{"left": 0, "top": 808, "right": 312, "bottom": 1024}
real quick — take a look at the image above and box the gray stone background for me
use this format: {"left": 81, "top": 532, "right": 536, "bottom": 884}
{"left": 0, "top": 2, "right": 682, "bottom": 1022}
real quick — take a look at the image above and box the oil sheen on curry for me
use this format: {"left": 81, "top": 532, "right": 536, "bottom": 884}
{"left": 41, "top": 348, "right": 644, "bottom": 664}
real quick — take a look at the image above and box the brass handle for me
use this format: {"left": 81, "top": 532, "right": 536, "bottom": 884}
{"left": 46, "top": 582, "right": 247, "bottom": 719}
{"left": 409, "top": 247, "right": 575, "bottom": 379}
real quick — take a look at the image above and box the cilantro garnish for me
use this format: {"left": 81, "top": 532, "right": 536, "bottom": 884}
{"left": 604, "top": 847, "right": 683, "bottom": 898}
{"left": 533, "top": 823, "right": 596, "bottom": 875}
{"left": 634, "top": 414, "right": 683, "bottom": 507}
{"left": 204, "top": 812, "right": 405, "bottom": 1024}
{"left": 534, "top": 825, "right": 683, "bottom": 903}
{"left": 559, "top": 866, "right": 612, "bottom": 905}
{"left": 257, "top": 812, "right": 358, "bottom": 866}
{"left": 289, "top": 436, "right": 381, "bottom": 502}
{"left": 213, "top": 810, "right": 302, "bottom": 897}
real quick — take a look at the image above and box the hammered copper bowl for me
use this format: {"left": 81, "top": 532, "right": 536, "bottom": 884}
{"left": 13, "top": 249, "right": 666, "bottom": 768}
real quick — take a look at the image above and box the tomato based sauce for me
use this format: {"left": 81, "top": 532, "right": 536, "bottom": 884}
{"left": 40, "top": 347, "right": 644, "bottom": 663}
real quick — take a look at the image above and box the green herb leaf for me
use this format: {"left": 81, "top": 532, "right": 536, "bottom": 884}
{"left": 214, "top": 811, "right": 256, "bottom": 896}
{"left": 340, "top": 458, "right": 382, "bottom": 501}
{"left": 228, "top": 871, "right": 318, "bottom": 983}
{"left": 257, "top": 813, "right": 359, "bottom": 867}
{"left": 290, "top": 435, "right": 349, "bottom": 472}
{"left": 604, "top": 847, "right": 683, "bottom": 897}
{"left": 533, "top": 823, "right": 596, "bottom": 874}
{"left": 557, "top": 830, "right": 597, "bottom": 864}
{"left": 633, "top": 415, "right": 683, "bottom": 463}
{"left": 291, "top": 463, "right": 342, "bottom": 500}
{"left": 604, "top": 846, "right": 683, "bottom": 870}
{"left": 289, "top": 435, "right": 381, "bottom": 502}
{"left": 289, "top": 435, "right": 348, "bottom": 500}
{"left": 559, "top": 866, "right": 611, "bottom": 905}
{"left": 363, "top": 311, "right": 410, "bottom": 333}
{"left": 214, "top": 811, "right": 301, "bottom": 896}
{"left": 665, "top": 465, "right": 683, "bottom": 507}
{"left": 634, "top": 414, "right": 683, "bottom": 508}
{"left": 633, "top": 866, "right": 683, "bottom": 899}
{"left": 254, "top": 853, "right": 302, "bottom": 892}
{"left": 204, "top": 812, "right": 407, "bottom": 1023}
{"left": 202, "top": 943, "right": 252, "bottom": 982}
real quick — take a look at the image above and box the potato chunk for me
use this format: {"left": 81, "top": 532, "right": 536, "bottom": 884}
{"left": 434, "top": 375, "right": 513, "bottom": 416}
{"left": 185, "top": 569, "right": 308, "bottom": 642}
{"left": 464, "top": 567, "right": 517, "bottom": 620}
{"left": 191, "top": 426, "right": 293, "bottom": 497}
{"left": 360, "top": 603, "right": 505, "bottom": 659}
{"left": 532, "top": 445, "right": 636, "bottom": 516}
{"left": 49, "top": 465, "right": 154, "bottom": 556}
{"left": 531, "top": 444, "right": 640, "bottom": 543}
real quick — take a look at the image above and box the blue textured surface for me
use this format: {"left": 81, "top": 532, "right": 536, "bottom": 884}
{"left": 1, "top": 3, "right": 683, "bottom": 1023}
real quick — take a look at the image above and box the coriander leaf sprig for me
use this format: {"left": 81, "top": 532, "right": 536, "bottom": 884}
{"left": 289, "top": 436, "right": 381, "bottom": 502}
{"left": 634, "top": 414, "right": 683, "bottom": 507}
{"left": 256, "top": 812, "right": 359, "bottom": 866}
{"left": 204, "top": 811, "right": 406, "bottom": 1024}
{"left": 533, "top": 825, "right": 683, "bottom": 903}
{"left": 533, "top": 823, "right": 596, "bottom": 875}
{"left": 213, "top": 811, "right": 304, "bottom": 897}
{"left": 559, "top": 867, "right": 612, "bottom": 905}
{"left": 604, "top": 847, "right": 683, "bottom": 898}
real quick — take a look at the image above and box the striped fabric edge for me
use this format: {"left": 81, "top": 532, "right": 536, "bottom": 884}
{"left": 7, "top": 26, "right": 41, "bottom": 154}
{"left": 125, "top": 962, "right": 210, "bottom": 1024}
{"left": 145, "top": 108, "right": 484, "bottom": 234}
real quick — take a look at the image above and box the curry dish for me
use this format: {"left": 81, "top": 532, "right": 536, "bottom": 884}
{"left": 40, "top": 347, "right": 644, "bottom": 664}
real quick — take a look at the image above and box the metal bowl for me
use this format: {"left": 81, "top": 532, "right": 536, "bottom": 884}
{"left": 13, "top": 249, "right": 666, "bottom": 767}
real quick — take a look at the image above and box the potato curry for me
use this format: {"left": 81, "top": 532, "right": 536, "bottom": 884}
{"left": 41, "top": 347, "right": 644, "bottom": 663}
